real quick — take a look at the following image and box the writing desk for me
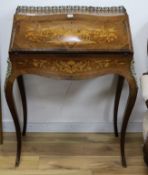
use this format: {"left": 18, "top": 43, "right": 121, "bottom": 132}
{"left": 5, "top": 6, "right": 138, "bottom": 167}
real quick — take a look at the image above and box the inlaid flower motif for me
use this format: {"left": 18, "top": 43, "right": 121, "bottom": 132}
{"left": 24, "top": 24, "right": 118, "bottom": 46}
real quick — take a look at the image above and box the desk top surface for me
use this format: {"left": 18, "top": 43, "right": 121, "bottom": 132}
{"left": 10, "top": 6, "right": 133, "bottom": 54}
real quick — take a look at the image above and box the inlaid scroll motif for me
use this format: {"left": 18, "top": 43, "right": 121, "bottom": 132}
{"left": 24, "top": 25, "right": 118, "bottom": 46}
{"left": 33, "top": 60, "right": 119, "bottom": 74}
{"left": 16, "top": 58, "right": 128, "bottom": 74}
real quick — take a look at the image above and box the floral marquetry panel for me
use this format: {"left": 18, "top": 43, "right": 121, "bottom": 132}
{"left": 10, "top": 6, "right": 133, "bottom": 53}
{"left": 11, "top": 54, "right": 132, "bottom": 79}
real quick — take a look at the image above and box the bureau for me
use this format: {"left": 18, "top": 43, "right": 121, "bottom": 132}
{"left": 5, "top": 6, "right": 138, "bottom": 167}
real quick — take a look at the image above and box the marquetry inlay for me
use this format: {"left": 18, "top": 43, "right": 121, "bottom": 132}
{"left": 11, "top": 5, "right": 132, "bottom": 52}
{"left": 15, "top": 57, "right": 130, "bottom": 75}
{"left": 25, "top": 25, "right": 118, "bottom": 46}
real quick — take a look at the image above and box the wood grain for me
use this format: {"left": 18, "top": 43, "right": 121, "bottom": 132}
{"left": 0, "top": 133, "right": 147, "bottom": 174}
{"left": 11, "top": 6, "right": 132, "bottom": 53}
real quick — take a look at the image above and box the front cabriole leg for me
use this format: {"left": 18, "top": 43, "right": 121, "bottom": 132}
{"left": 17, "top": 76, "right": 27, "bottom": 136}
{"left": 120, "top": 62, "right": 138, "bottom": 167}
{"left": 114, "top": 75, "right": 124, "bottom": 137}
{"left": 5, "top": 60, "right": 22, "bottom": 166}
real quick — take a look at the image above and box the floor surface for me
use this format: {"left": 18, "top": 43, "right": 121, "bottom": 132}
{"left": 0, "top": 133, "right": 147, "bottom": 175}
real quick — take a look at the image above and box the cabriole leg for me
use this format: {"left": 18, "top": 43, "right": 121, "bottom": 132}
{"left": 120, "top": 75, "right": 138, "bottom": 167}
{"left": 17, "top": 76, "right": 27, "bottom": 136}
{"left": 114, "top": 75, "right": 124, "bottom": 137}
{"left": 5, "top": 74, "right": 22, "bottom": 167}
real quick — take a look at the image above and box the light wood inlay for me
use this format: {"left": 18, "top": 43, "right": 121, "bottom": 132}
{"left": 11, "top": 6, "right": 132, "bottom": 52}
